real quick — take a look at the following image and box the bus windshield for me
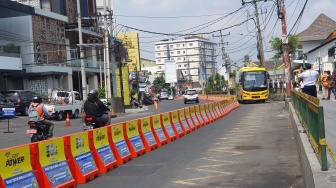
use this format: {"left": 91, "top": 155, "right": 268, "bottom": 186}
{"left": 243, "top": 71, "right": 267, "bottom": 91}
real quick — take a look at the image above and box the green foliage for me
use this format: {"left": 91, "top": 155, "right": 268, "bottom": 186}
{"left": 269, "top": 35, "right": 301, "bottom": 60}
{"left": 152, "top": 74, "right": 170, "bottom": 93}
{"left": 129, "top": 88, "right": 136, "bottom": 97}
{"left": 98, "top": 86, "right": 106, "bottom": 99}
{"left": 230, "top": 70, "right": 236, "bottom": 78}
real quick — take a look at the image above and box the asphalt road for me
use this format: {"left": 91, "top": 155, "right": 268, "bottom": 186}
{"left": 0, "top": 99, "right": 205, "bottom": 149}
{"left": 77, "top": 101, "right": 303, "bottom": 188}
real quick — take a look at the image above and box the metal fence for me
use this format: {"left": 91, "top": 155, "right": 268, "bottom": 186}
{"left": 291, "top": 89, "right": 328, "bottom": 171}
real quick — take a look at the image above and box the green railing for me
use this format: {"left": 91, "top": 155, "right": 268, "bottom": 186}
{"left": 291, "top": 89, "right": 328, "bottom": 171}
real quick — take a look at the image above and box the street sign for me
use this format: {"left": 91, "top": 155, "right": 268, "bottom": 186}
{"left": 1, "top": 108, "right": 16, "bottom": 117}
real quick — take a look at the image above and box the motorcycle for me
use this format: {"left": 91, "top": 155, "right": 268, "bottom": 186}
{"left": 83, "top": 115, "right": 103, "bottom": 130}
{"left": 26, "top": 121, "right": 49, "bottom": 143}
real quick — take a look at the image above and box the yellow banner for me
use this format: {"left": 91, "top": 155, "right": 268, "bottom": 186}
{"left": 178, "top": 109, "right": 185, "bottom": 120}
{"left": 117, "top": 32, "right": 140, "bottom": 72}
{"left": 39, "top": 138, "right": 66, "bottom": 167}
{"left": 126, "top": 120, "right": 139, "bottom": 138}
{"left": 215, "top": 102, "right": 219, "bottom": 109}
{"left": 0, "top": 145, "right": 32, "bottom": 179}
{"left": 185, "top": 108, "right": 190, "bottom": 118}
{"left": 111, "top": 123, "right": 124, "bottom": 143}
{"left": 93, "top": 127, "right": 109, "bottom": 149}
{"left": 152, "top": 115, "right": 161, "bottom": 130}
{"left": 141, "top": 117, "right": 151, "bottom": 133}
{"left": 200, "top": 104, "right": 205, "bottom": 113}
{"left": 70, "top": 132, "right": 90, "bottom": 157}
{"left": 195, "top": 106, "right": 200, "bottom": 115}
{"left": 162, "top": 113, "right": 170, "bottom": 127}
{"left": 116, "top": 66, "right": 130, "bottom": 105}
{"left": 171, "top": 111, "right": 179, "bottom": 123}
{"left": 189, "top": 106, "right": 195, "bottom": 116}
{"left": 205, "top": 104, "right": 209, "bottom": 113}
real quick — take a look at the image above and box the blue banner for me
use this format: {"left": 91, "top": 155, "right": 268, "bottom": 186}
{"left": 144, "top": 131, "right": 156, "bottom": 145}
{"left": 173, "top": 122, "right": 183, "bottom": 133}
{"left": 181, "top": 120, "right": 189, "bottom": 130}
{"left": 97, "top": 146, "right": 115, "bottom": 165}
{"left": 115, "top": 140, "right": 130, "bottom": 157}
{"left": 129, "top": 136, "right": 144, "bottom": 151}
{"left": 165, "top": 125, "right": 175, "bottom": 137}
{"left": 43, "top": 161, "right": 73, "bottom": 187}
{"left": 202, "top": 114, "right": 208, "bottom": 122}
{"left": 155, "top": 128, "right": 165, "bottom": 141}
{"left": 4, "top": 171, "right": 39, "bottom": 188}
{"left": 74, "top": 152, "right": 97, "bottom": 174}
{"left": 1, "top": 108, "right": 16, "bottom": 117}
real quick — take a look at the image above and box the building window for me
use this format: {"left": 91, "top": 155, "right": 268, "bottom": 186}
{"left": 177, "top": 58, "right": 181, "bottom": 61}
{"left": 170, "top": 45, "right": 173, "bottom": 48}
{"left": 189, "top": 43, "right": 193, "bottom": 46}
{"left": 164, "top": 52, "right": 167, "bottom": 55}
{"left": 170, "top": 51, "right": 174, "bottom": 54}
{"left": 177, "top": 44, "right": 180, "bottom": 47}
{"left": 177, "top": 51, "right": 180, "bottom": 54}
{"left": 157, "top": 46, "right": 160, "bottom": 49}
{"left": 183, "top": 51, "right": 185, "bottom": 54}
{"left": 184, "top": 64, "right": 188, "bottom": 67}
{"left": 171, "top": 58, "right": 174, "bottom": 60}
{"left": 182, "top": 44, "right": 185, "bottom": 47}
{"left": 158, "top": 66, "right": 162, "bottom": 69}
{"left": 178, "top": 65, "right": 181, "bottom": 68}
{"left": 157, "top": 59, "right": 161, "bottom": 63}
{"left": 185, "top": 71, "right": 187, "bottom": 74}
{"left": 157, "top": 53, "right": 161, "bottom": 56}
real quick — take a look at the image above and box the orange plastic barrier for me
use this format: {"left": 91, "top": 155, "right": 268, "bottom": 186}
{"left": 108, "top": 123, "right": 132, "bottom": 165}
{"left": 150, "top": 115, "right": 168, "bottom": 146}
{"left": 139, "top": 117, "right": 158, "bottom": 152}
{"left": 214, "top": 101, "right": 223, "bottom": 118}
{"left": 189, "top": 106, "right": 201, "bottom": 128}
{"left": 178, "top": 108, "right": 191, "bottom": 134}
{"left": 209, "top": 103, "right": 219, "bottom": 120}
{"left": 195, "top": 105, "right": 207, "bottom": 125}
{"left": 204, "top": 103, "right": 214, "bottom": 123}
{"left": 0, "top": 144, "right": 39, "bottom": 188}
{"left": 170, "top": 110, "right": 185, "bottom": 138}
{"left": 200, "top": 104, "right": 211, "bottom": 124}
{"left": 160, "top": 113, "right": 177, "bottom": 142}
{"left": 88, "top": 127, "right": 117, "bottom": 173}
{"left": 64, "top": 132, "right": 100, "bottom": 184}
{"left": 184, "top": 107, "right": 197, "bottom": 130}
{"left": 30, "top": 138, "right": 76, "bottom": 188}
{"left": 124, "top": 120, "right": 146, "bottom": 158}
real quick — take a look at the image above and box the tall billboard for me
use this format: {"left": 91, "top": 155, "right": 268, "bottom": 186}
{"left": 117, "top": 32, "right": 140, "bottom": 72}
{"left": 164, "top": 60, "right": 177, "bottom": 83}
{"left": 116, "top": 66, "right": 130, "bottom": 105}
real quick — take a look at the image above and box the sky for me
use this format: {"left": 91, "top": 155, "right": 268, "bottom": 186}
{"left": 96, "top": 0, "right": 336, "bottom": 68}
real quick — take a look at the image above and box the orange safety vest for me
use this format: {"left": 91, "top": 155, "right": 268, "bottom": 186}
{"left": 31, "top": 102, "right": 45, "bottom": 119}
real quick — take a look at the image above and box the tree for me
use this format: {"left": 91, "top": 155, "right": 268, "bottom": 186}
{"left": 152, "top": 74, "right": 170, "bottom": 93}
{"left": 269, "top": 35, "right": 301, "bottom": 60}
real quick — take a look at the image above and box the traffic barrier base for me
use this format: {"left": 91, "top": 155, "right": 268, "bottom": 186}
{"left": 88, "top": 128, "right": 118, "bottom": 173}
{"left": 124, "top": 120, "right": 146, "bottom": 158}
{"left": 64, "top": 134, "right": 100, "bottom": 184}
{"left": 150, "top": 115, "right": 168, "bottom": 147}
{"left": 30, "top": 140, "right": 77, "bottom": 188}
{"left": 139, "top": 118, "right": 158, "bottom": 152}
{"left": 108, "top": 123, "right": 132, "bottom": 165}
{"left": 161, "top": 113, "right": 177, "bottom": 142}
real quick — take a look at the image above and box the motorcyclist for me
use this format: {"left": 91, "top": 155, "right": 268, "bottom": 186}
{"left": 29, "top": 96, "right": 54, "bottom": 138}
{"left": 84, "top": 89, "right": 111, "bottom": 126}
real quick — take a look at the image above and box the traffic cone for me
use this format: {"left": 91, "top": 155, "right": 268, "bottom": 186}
{"left": 65, "top": 113, "right": 71, "bottom": 126}
{"left": 154, "top": 100, "right": 158, "bottom": 109}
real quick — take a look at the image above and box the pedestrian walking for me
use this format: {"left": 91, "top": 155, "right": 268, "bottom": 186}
{"left": 274, "top": 79, "right": 278, "bottom": 93}
{"left": 298, "top": 63, "right": 319, "bottom": 98}
{"left": 321, "top": 71, "right": 330, "bottom": 100}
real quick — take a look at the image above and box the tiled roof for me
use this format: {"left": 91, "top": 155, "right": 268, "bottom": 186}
{"left": 297, "top": 14, "right": 336, "bottom": 42}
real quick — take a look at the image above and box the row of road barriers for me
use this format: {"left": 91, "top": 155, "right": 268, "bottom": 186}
{"left": 290, "top": 89, "right": 328, "bottom": 171}
{"left": 0, "top": 96, "right": 240, "bottom": 188}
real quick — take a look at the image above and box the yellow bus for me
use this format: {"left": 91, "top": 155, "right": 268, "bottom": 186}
{"left": 235, "top": 67, "right": 269, "bottom": 103}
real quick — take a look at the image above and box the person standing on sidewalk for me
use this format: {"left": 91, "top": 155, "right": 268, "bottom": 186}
{"left": 298, "top": 63, "right": 319, "bottom": 98}
{"left": 329, "top": 70, "right": 336, "bottom": 100}
{"left": 321, "top": 71, "right": 330, "bottom": 100}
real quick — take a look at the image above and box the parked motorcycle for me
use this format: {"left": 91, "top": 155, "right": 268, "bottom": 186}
{"left": 26, "top": 121, "right": 49, "bottom": 143}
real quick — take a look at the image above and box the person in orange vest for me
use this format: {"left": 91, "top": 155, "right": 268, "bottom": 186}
{"left": 29, "top": 96, "right": 54, "bottom": 138}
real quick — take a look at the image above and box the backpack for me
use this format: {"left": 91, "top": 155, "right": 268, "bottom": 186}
{"left": 29, "top": 104, "right": 40, "bottom": 122}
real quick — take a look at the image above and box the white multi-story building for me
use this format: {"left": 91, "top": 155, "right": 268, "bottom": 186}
{"left": 154, "top": 36, "right": 217, "bottom": 83}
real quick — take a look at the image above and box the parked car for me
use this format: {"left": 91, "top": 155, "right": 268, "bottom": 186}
{"left": 0, "top": 94, "right": 15, "bottom": 117}
{"left": 183, "top": 89, "right": 199, "bottom": 104}
{"left": 0, "top": 90, "right": 40, "bottom": 116}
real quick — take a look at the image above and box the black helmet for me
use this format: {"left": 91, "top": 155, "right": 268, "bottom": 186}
{"left": 33, "top": 95, "right": 42, "bottom": 103}
{"left": 88, "top": 89, "right": 98, "bottom": 98}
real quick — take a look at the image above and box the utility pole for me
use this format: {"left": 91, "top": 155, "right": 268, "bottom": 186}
{"left": 76, "top": 0, "right": 87, "bottom": 100}
{"left": 280, "top": 0, "right": 291, "bottom": 98}
{"left": 253, "top": 0, "right": 265, "bottom": 67}
{"left": 103, "top": 0, "right": 112, "bottom": 99}
{"left": 214, "top": 31, "right": 230, "bottom": 81}
{"left": 108, "top": 0, "right": 117, "bottom": 98}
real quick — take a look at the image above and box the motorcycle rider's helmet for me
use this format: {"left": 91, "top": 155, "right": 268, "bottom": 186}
{"left": 33, "top": 95, "right": 42, "bottom": 103}
{"left": 88, "top": 89, "right": 98, "bottom": 98}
